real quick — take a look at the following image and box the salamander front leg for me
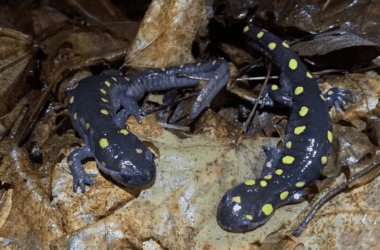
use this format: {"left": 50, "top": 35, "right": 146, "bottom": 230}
{"left": 322, "top": 88, "right": 356, "bottom": 111}
{"left": 260, "top": 143, "right": 282, "bottom": 177}
{"left": 67, "top": 146, "right": 97, "bottom": 193}
{"left": 259, "top": 84, "right": 293, "bottom": 108}
{"left": 286, "top": 190, "right": 306, "bottom": 204}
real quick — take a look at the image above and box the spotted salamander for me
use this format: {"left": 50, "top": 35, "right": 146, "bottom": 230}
{"left": 67, "top": 59, "right": 230, "bottom": 192}
{"left": 217, "top": 25, "right": 354, "bottom": 232}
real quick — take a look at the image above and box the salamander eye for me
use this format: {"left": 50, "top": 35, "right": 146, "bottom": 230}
{"left": 145, "top": 150, "right": 154, "bottom": 161}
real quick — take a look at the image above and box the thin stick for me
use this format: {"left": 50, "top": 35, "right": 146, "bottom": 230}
{"left": 234, "top": 64, "right": 272, "bottom": 142}
{"left": 293, "top": 159, "right": 380, "bottom": 237}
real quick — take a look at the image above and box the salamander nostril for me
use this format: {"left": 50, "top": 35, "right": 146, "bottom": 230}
{"left": 238, "top": 217, "right": 250, "bottom": 229}
{"left": 220, "top": 193, "right": 229, "bottom": 204}
{"left": 144, "top": 168, "right": 151, "bottom": 177}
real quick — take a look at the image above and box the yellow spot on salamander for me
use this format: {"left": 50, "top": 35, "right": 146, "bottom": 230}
{"left": 271, "top": 85, "right": 278, "bottom": 90}
{"left": 262, "top": 204, "right": 273, "bottom": 216}
{"left": 268, "top": 42, "right": 276, "bottom": 50}
{"left": 101, "top": 109, "right": 109, "bottom": 115}
{"left": 197, "top": 62, "right": 201, "bottom": 66}
{"left": 299, "top": 106, "right": 308, "bottom": 117}
{"left": 327, "top": 130, "right": 333, "bottom": 143}
{"left": 243, "top": 26, "right": 249, "bottom": 33}
{"left": 286, "top": 141, "right": 292, "bottom": 149}
{"left": 105, "top": 81, "right": 111, "bottom": 87}
{"left": 246, "top": 215, "right": 253, "bottom": 220}
{"left": 161, "top": 68, "right": 165, "bottom": 72}
{"left": 328, "top": 90, "right": 334, "bottom": 95}
{"left": 99, "top": 138, "right": 109, "bottom": 148}
{"left": 289, "top": 59, "right": 298, "bottom": 70}
{"left": 320, "top": 94, "right": 325, "bottom": 101}
{"left": 282, "top": 156, "right": 295, "bottom": 164}
{"left": 119, "top": 129, "right": 129, "bottom": 135}
{"left": 264, "top": 175, "right": 272, "bottom": 180}
{"left": 136, "top": 148, "right": 143, "bottom": 154}
{"left": 212, "top": 60, "right": 217, "bottom": 65}
{"left": 100, "top": 89, "right": 106, "bottom": 94}
{"left": 266, "top": 162, "right": 272, "bottom": 168}
{"left": 296, "top": 182, "right": 305, "bottom": 187}
{"left": 280, "top": 191, "right": 289, "bottom": 200}
{"left": 275, "top": 169, "right": 283, "bottom": 175}
{"left": 69, "top": 96, "right": 74, "bottom": 104}
{"left": 245, "top": 180, "right": 256, "bottom": 185}
{"left": 101, "top": 98, "right": 108, "bottom": 103}
{"left": 260, "top": 180, "right": 267, "bottom": 187}
{"left": 111, "top": 77, "right": 117, "bottom": 82}
{"left": 295, "top": 86, "right": 304, "bottom": 95}
{"left": 86, "top": 123, "right": 90, "bottom": 130}
{"left": 306, "top": 72, "right": 313, "bottom": 78}
{"left": 257, "top": 31, "right": 264, "bottom": 39}
{"left": 232, "top": 196, "right": 241, "bottom": 203}
{"left": 124, "top": 77, "right": 130, "bottom": 82}
{"left": 321, "top": 156, "right": 327, "bottom": 164}
{"left": 74, "top": 113, "right": 77, "bottom": 120}
{"left": 180, "top": 64, "right": 184, "bottom": 69}
{"left": 282, "top": 42, "right": 289, "bottom": 48}
{"left": 294, "top": 126, "right": 306, "bottom": 135}
{"left": 121, "top": 165, "right": 126, "bottom": 169}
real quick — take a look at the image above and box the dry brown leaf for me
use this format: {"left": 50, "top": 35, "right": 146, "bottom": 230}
{"left": 126, "top": 0, "right": 207, "bottom": 68}
{"left": 0, "top": 146, "right": 63, "bottom": 249}
{"left": 0, "top": 28, "right": 35, "bottom": 117}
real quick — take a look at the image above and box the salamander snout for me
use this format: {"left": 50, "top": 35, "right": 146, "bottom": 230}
{"left": 217, "top": 191, "right": 253, "bottom": 232}
{"left": 217, "top": 182, "right": 272, "bottom": 232}
{"left": 110, "top": 160, "right": 156, "bottom": 187}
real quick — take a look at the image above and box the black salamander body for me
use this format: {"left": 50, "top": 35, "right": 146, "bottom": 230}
{"left": 68, "top": 59, "right": 230, "bottom": 192}
{"left": 217, "top": 26, "right": 353, "bottom": 232}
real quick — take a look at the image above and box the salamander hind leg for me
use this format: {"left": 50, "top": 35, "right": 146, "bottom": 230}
{"left": 286, "top": 189, "right": 306, "bottom": 203}
{"left": 115, "top": 97, "right": 144, "bottom": 126}
{"left": 189, "top": 59, "right": 231, "bottom": 118}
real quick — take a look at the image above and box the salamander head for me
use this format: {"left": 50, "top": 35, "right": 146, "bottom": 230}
{"left": 95, "top": 133, "right": 156, "bottom": 188}
{"left": 109, "top": 151, "right": 155, "bottom": 188}
{"left": 217, "top": 181, "right": 279, "bottom": 232}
